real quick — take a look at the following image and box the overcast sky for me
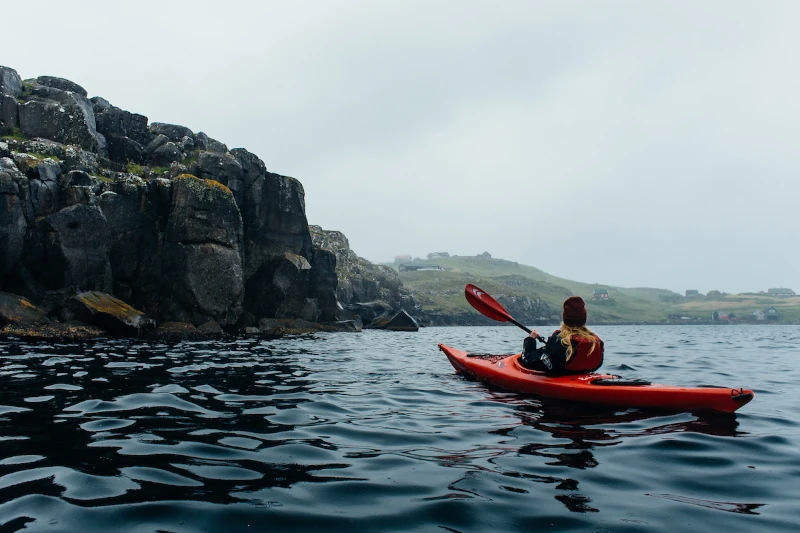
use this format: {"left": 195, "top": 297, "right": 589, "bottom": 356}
{"left": 3, "top": 1, "right": 798, "bottom": 294}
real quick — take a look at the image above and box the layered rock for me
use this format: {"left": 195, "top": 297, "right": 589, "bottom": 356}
{"left": 0, "top": 64, "right": 422, "bottom": 337}
{"left": 310, "top": 225, "right": 422, "bottom": 323}
{"left": 161, "top": 175, "right": 244, "bottom": 326}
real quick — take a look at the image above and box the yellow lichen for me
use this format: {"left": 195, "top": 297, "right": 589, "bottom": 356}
{"left": 175, "top": 173, "right": 232, "bottom": 196}
{"left": 77, "top": 291, "right": 140, "bottom": 320}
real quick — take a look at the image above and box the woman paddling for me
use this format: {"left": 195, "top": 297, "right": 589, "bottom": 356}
{"left": 520, "top": 296, "right": 604, "bottom": 374}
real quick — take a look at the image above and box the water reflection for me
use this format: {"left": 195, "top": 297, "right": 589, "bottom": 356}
{"left": 0, "top": 328, "right": 793, "bottom": 532}
{"left": 482, "top": 392, "right": 748, "bottom": 513}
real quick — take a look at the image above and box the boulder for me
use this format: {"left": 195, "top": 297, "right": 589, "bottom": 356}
{"left": 24, "top": 204, "right": 112, "bottom": 291}
{"left": 343, "top": 300, "right": 393, "bottom": 324}
{"left": 106, "top": 134, "right": 144, "bottom": 164}
{"left": 245, "top": 252, "right": 311, "bottom": 319}
{"left": 238, "top": 170, "right": 315, "bottom": 318}
{"left": 365, "top": 309, "right": 420, "bottom": 332}
{"left": 197, "top": 151, "right": 244, "bottom": 205}
{"left": 0, "top": 291, "right": 48, "bottom": 327}
{"left": 165, "top": 175, "right": 242, "bottom": 248}
{"left": 150, "top": 142, "right": 182, "bottom": 166}
{"left": 161, "top": 175, "right": 244, "bottom": 326}
{"left": 94, "top": 105, "right": 149, "bottom": 144}
{"left": 325, "top": 318, "right": 363, "bottom": 332}
{"left": 197, "top": 320, "right": 223, "bottom": 336}
{"left": 61, "top": 146, "right": 100, "bottom": 175}
{"left": 36, "top": 76, "right": 87, "bottom": 97}
{"left": 195, "top": 132, "right": 226, "bottom": 153}
{"left": 144, "top": 321, "right": 203, "bottom": 342}
{"left": 0, "top": 66, "right": 23, "bottom": 97}
{"left": 67, "top": 291, "right": 154, "bottom": 336}
{"left": 144, "top": 134, "right": 169, "bottom": 154}
{"left": 149, "top": 122, "right": 193, "bottom": 143}
{"left": 18, "top": 93, "right": 100, "bottom": 151}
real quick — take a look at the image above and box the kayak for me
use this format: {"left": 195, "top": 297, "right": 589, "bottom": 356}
{"left": 439, "top": 344, "right": 753, "bottom": 413}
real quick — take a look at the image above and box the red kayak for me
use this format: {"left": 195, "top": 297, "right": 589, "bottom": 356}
{"left": 439, "top": 344, "right": 754, "bottom": 413}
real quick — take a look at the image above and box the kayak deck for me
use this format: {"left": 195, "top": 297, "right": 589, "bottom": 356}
{"left": 439, "top": 344, "right": 753, "bottom": 413}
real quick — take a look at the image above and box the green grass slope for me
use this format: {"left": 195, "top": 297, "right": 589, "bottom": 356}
{"left": 388, "top": 255, "right": 800, "bottom": 324}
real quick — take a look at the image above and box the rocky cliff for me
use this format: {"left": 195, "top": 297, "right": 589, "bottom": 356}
{"left": 0, "top": 65, "right": 347, "bottom": 334}
{"left": 309, "top": 225, "right": 422, "bottom": 322}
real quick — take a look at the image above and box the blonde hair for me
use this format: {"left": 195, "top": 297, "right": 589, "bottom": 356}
{"left": 560, "top": 322, "right": 598, "bottom": 360}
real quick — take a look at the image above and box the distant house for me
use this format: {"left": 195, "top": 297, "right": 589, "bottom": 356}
{"left": 764, "top": 306, "right": 779, "bottom": 321}
{"left": 592, "top": 288, "right": 610, "bottom": 300}
{"left": 427, "top": 252, "right": 450, "bottom": 259}
{"left": 399, "top": 264, "right": 443, "bottom": 273}
{"left": 767, "top": 288, "right": 795, "bottom": 297}
{"left": 719, "top": 312, "right": 737, "bottom": 321}
{"left": 685, "top": 289, "right": 704, "bottom": 298}
{"left": 477, "top": 251, "right": 492, "bottom": 259}
{"left": 711, "top": 311, "right": 719, "bottom": 321}
{"left": 752, "top": 310, "right": 766, "bottom": 321}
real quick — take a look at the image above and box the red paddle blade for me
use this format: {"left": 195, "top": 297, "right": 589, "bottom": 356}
{"left": 464, "top": 284, "right": 512, "bottom": 323}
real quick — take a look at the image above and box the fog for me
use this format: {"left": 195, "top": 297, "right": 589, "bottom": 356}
{"left": 3, "top": 0, "right": 797, "bottom": 294}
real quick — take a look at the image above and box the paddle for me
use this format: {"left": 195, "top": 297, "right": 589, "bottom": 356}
{"left": 464, "top": 284, "right": 544, "bottom": 341}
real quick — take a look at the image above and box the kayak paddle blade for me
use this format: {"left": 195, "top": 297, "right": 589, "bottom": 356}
{"left": 464, "top": 284, "right": 512, "bottom": 323}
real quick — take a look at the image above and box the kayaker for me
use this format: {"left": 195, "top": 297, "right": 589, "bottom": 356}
{"left": 520, "top": 296, "right": 604, "bottom": 373}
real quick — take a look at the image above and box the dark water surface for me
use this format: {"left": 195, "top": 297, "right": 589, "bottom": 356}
{"left": 0, "top": 325, "right": 798, "bottom": 532}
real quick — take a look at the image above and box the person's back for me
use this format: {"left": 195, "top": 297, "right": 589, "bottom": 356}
{"left": 520, "top": 296, "right": 604, "bottom": 374}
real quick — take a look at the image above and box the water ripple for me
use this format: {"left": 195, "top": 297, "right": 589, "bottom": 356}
{"left": 0, "top": 326, "right": 798, "bottom": 532}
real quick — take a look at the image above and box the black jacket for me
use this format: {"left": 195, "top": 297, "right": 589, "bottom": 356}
{"left": 520, "top": 333, "right": 573, "bottom": 373}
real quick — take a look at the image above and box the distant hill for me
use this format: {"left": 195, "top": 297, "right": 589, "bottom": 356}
{"left": 386, "top": 255, "right": 800, "bottom": 325}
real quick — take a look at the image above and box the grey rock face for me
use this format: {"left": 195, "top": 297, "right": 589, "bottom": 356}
{"left": 150, "top": 142, "right": 182, "bottom": 166}
{"left": 98, "top": 178, "right": 169, "bottom": 317}
{"left": 145, "top": 134, "right": 169, "bottom": 154}
{"left": 245, "top": 252, "right": 312, "bottom": 319}
{"left": 25, "top": 204, "right": 112, "bottom": 291}
{"left": 197, "top": 151, "right": 244, "bottom": 204}
{"left": 95, "top": 105, "right": 149, "bottom": 143}
{"left": 0, "top": 291, "right": 48, "bottom": 326}
{"left": 195, "top": 132, "right": 226, "bottom": 153}
{"left": 67, "top": 290, "right": 155, "bottom": 337}
{"left": 309, "top": 245, "right": 338, "bottom": 322}
{"left": 2, "top": 94, "right": 19, "bottom": 128}
{"left": 18, "top": 88, "right": 101, "bottom": 151}
{"left": 161, "top": 176, "right": 244, "bottom": 325}
{"left": 30, "top": 158, "right": 62, "bottom": 217}
{"left": 150, "top": 123, "right": 193, "bottom": 143}
{"left": 36, "top": 76, "right": 87, "bottom": 97}
{"left": 0, "top": 162, "right": 27, "bottom": 278}
{"left": 0, "top": 66, "right": 23, "bottom": 98}
{"left": 106, "top": 134, "right": 143, "bottom": 164}
{"left": 310, "top": 224, "right": 422, "bottom": 319}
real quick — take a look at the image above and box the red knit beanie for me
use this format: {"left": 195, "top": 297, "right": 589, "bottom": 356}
{"left": 562, "top": 296, "right": 587, "bottom": 327}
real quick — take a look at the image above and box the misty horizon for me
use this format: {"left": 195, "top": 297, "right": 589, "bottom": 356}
{"left": 3, "top": 1, "right": 797, "bottom": 296}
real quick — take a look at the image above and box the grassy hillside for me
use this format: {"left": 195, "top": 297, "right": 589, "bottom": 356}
{"left": 388, "top": 256, "right": 800, "bottom": 324}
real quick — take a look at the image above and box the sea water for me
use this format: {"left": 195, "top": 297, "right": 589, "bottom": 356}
{"left": 0, "top": 325, "right": 798, "bottom": 532}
